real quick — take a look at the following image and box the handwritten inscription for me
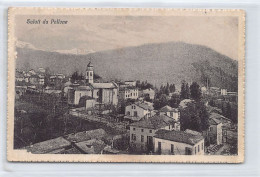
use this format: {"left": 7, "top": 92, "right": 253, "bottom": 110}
{"left": 26, "top": 19, "right": 68, "bottom": 24}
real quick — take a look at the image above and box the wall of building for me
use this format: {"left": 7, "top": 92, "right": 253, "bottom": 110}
{"left": 154, "top": 138, "right": 204, "bottom": 155}
{"left": 119, "top": 88, "right": 138, "bottom": 100}
{"left": 208, "top": 123, "right": 223, "bottom": 145}
{"left": 129, "top": 125, "right": 174, "bottom": 153}
{"left": 125, "top": 104, "right": 150, "bottom": 118}
{"left": 74, "top": 90, "right": 92, "bottom": 105}
{"left": 142, "top": 89, "right": 155, "bottom": 100}
{"left": 92, "top": 88, "right": 118, "bottom": 105}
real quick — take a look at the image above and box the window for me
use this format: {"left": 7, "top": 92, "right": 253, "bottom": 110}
{"left": 195, "top": 147, "right": 196, "bottom": 154}
{"left": 131, "top": 134, "right": 136, "bottom": 141}
{"left": 158, "top": 142, "right": 161, "bottom": 154}
{"left": 127, "top": 111, "right": 130, "bottom": 116}
{"left": 134, "top": 111, "right": 138, "bottom": 117}
{"left": 86, "top": 72, "right": 89, "bottom": 76}
{"left": 133, "top": 127, "right": 136, "bottom": 131}
{"left": 141, "top": 135, "right": 144, "bottom": 142}
{"left": 171, "top": 144, "right": 174, "bottom": 154}
{"left": 149, "top": 130, "right": 152, "bottom": 133}
{"left": 130, "top": 93, "right": 132, "bottom": 96}
{"left": 90, "top": 72, "right": 92, "bottom": 76}
{"left": 96, "top": 91, "right": 99, "bottom": 96}
{"left": 141, "top": 129, "right": 144, "bottom": 132}
{"left": 170, "top": 112, "right": 173, "bottom": 117}
{"left": 202, "top": 143, "right": 204, "bottom": 150}
{"left": 169, "top": 125, "right": 171, "bottom": 130}
{"left": 198, "top": 145, "right": 200, "bottom": 152}
{"left": 132, "top": 105, "right": 134, "bottom": 109}
{"left": 209, "top": 127, "right": 213, "bottom": 131}
{"left": 185, "top": 147, "right": 192, "bottom": 155}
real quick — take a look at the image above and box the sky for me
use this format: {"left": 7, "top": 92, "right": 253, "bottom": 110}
{"left": 15, "top": 15, "right": 239, "bottom": 60}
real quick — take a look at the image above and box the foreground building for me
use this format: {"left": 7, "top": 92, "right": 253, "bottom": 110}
{"left": 154, "top": 129, "right": 205, "bottom": 155}
{"left": 129, "top": 114, "right": 178, "bottom": 153}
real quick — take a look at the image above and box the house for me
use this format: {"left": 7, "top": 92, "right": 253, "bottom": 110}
{"left": 49, "top": 74, "right": 65, "bottom": 87}
{"left": 220, "top": 89, "right": 227, "bottom": 95}
{"left": 119, "top": 86, "right": 138, "bottom": 100}
{"left": 129, "top": 114, "right": 177, "bottom": 153}
{"left": 159, "top": 105, "right": 180, "bottom": 122}
{"left": 29, "top": 74, "right": 39, "bottom": 85}
{"left": 38, "top": 67, "right": 46, "bottom": 73}
{"left": 124, "top": 102, "right": 155, "bottom": 122}
{"left": 210, "top": 112, "right": 232, "bottom": 129}
{"left": 206, "top": 118, "right": 223, "bottom": 145}
{"left": 154, "top": 129, "right": 205, "bottom": 155}
{"left": 15, "top": 71, "right": 24, "bottom": 82}
{"left": 38, "top": 75, "right": 45, "bottom": 85}
{"left": 28, "top": 69, "right": 36, "bottom": 75}
{"left": 179, "top": 99, "right": 195, "bottom": 109}
{"left": 141, "top": 88, "right": 155, "bottom": 100}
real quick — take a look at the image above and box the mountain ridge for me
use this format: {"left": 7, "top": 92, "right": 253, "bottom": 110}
{"left": 16, "top": 41, "right": 238, "bottom": 91}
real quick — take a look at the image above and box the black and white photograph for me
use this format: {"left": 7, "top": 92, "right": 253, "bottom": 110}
{"left": 7, "top": 8, "right": 245, "bottom": 163}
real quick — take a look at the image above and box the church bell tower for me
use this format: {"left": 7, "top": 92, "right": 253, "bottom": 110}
{"left": 86, "top": 61, "right": 94, "bottom": 84}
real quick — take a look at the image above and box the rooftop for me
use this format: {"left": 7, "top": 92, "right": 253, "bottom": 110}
{"left": 209, "top": 117, "right": 222, "bottom": 125}
{"left": 75, "top": 139, "right": 106, "bottom": 154}
{"left": 87, "top": 61, "right": 93, "bottom": 67}
{"left": 154, "top": 130, "right": 204, "bottom": 145}
{"left": 27, "top": 137, "right": 71, "bottom": 154}
{"left": 179, "top": 99, "right": 194, "bottom": 108}
{"left": 75, "top": 86, "right": 91, "bottom": 91}
{"left": 159, "top": 105, "right": 178, "bottom": 113}
{"left": 184, "top": 129, "right": 202, "bottom": 136}
{"left": 65, "top": 129, "right": 107, "bottom": 143}
{"left": 90, "top": 82, "right": 117, "bottom": 89}
{"left": 134, "top": 102, "right": 154, "bottom": 111}
{"left": 119, "top": 86, "right": 137, "bottom": 91}
{"left": 130, "top": 114, "right": 174, "bottom": 129}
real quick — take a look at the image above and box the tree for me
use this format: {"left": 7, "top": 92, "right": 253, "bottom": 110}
{"left": 180, "top": 82, "right": 186, "bottom": 100}
{"left": 169, "top": 84, "right": 175, "bottom": 93}
{"left": 180, "top": 81, "right": 190, "bottom": 100}
{"left": 190, "top": 82, "right": 201, "bottom": 101}
{"left": 185, "top": 83, "right": 190, "bottom": 99}
{"left": 179, "top": 101, "right": 209, "bottom": 132}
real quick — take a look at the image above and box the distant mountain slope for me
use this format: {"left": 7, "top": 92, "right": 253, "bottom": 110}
{"left": 16, "top": 42, "right": 238, "bottom": 91}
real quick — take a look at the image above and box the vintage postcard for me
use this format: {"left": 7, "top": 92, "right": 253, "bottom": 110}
{"left": 7, "top": 8, "right": 245, "bottom": 163}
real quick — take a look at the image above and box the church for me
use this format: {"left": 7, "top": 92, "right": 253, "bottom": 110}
{"left": 67, "top": 61, "right": 118, "bottom": 107}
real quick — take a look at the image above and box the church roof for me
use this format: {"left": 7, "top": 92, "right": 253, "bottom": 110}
{"left": 90, "top": 82, "right": 117, "bottom": 89}
{"left": 87, "top": 61, "right": 93, "bottom": 67}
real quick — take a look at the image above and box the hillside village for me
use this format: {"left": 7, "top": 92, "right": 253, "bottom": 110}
{"left": 14, "top": 61, "right": 238, "bottom": 155}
